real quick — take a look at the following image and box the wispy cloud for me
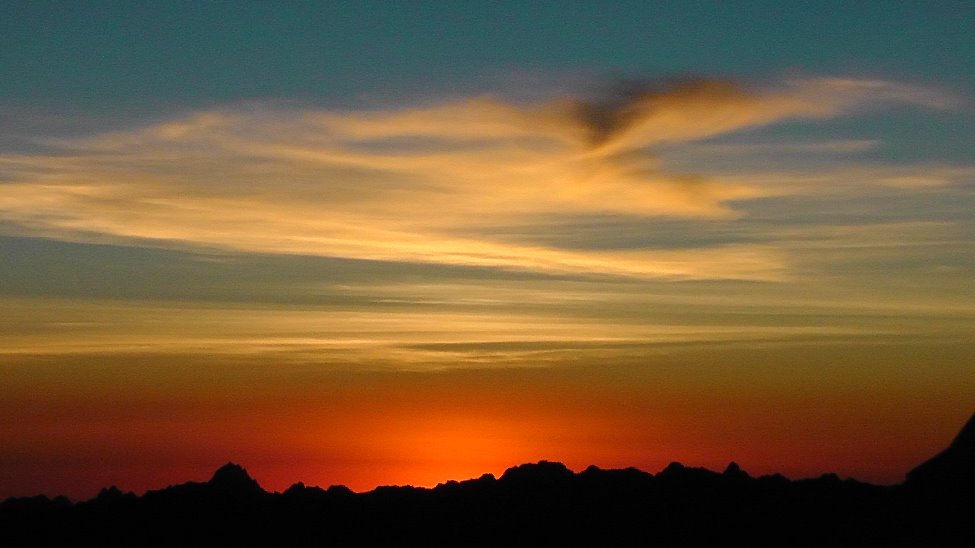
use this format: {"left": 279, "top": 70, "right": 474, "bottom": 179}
{"left": 0, "top": 76, "right": 960, "bottom": 280}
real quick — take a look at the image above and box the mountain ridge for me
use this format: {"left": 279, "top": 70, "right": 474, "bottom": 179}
{"left": 2, "top": 412, "right": 972, "bottom": 546}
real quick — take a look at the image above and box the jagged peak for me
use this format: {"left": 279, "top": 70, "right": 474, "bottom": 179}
{"left": 661, "top": 461, "right": 686, "bottom": 474}
{"left": 949, "top": 411, "right": 975, "bottom": 450}
{"left": 326, "top": 484, "right": 354, "bottom": 496}
{"left": 208, "top": 462, "right": 263, "bottom": 493}
{"left": 499, "top": 460, "right": 573, "bottom": 483}
{"left": 907, "top": 410, "right": 975, "bottom": 488}
{"left": 723, "top": 461, "right": 750, "bottom": 480}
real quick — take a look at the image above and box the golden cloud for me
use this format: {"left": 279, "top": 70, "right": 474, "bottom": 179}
{"left": 0, "top": 76, "right": 956, "bottom": 280}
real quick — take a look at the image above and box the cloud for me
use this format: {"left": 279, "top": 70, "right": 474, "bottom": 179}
{"left": 670, "top": 139, "right": 883, "bottom": 156}
{"left": 0, "top": 76, "right": 958, "bottom": 280}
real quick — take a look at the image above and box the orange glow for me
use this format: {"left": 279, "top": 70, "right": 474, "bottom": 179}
{"left": 3, "top": 342, "right": 972, "bottom": 500}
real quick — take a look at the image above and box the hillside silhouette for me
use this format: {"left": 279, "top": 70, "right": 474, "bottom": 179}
{"left": 2, "top": 412, "right": 973, "bottom": 547}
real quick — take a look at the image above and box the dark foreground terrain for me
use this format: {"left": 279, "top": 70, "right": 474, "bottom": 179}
{"left": 3, "top": 412, "right": 973, "bottom": 547}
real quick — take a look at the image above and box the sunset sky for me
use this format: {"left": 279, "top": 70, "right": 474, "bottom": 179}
{"left": 2, "top": 1, "right": 974, "bottom": 500}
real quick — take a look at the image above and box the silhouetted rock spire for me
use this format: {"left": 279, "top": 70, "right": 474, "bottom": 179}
{"left": 723, "top": 461, "right": 750, "bottom": 481}
{"left": 208, "top": 462, "right": 264, "bottom": 495}
{"left": 947, "top": 411, "right": 975, "bottom": 455}
{"left": 907, "top": 411, "right": 975, "bottom": 491}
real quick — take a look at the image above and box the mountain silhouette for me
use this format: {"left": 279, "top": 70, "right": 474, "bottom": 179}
{"left": 207, "top": 462, "right": 264, "bottom": 495}
{"left": 906, "top": 411, "right": 975, "bottom": 492}
{"left": 498, "top": 460, "right": 574, "bottom": 487}
{"left": 1, "top": 412, "right": 973, "bottom": 546}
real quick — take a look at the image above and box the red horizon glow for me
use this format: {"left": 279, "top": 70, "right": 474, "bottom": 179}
{"left": 3, "top": 346, "right": 970, "bottom": 501}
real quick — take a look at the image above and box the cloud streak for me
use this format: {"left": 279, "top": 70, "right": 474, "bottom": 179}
{"left": 0, "top": 76, "right": 958, "bottom": 280}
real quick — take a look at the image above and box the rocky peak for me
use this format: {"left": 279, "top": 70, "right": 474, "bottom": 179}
{"left": 208, "top": 462, "right": 264, "bottom": 494}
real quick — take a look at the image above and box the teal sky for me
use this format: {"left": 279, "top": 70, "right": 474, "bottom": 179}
{"left": 3, "top": 2, "right": 974, "bottom": 103}
{"left": 1, "top": 1, "right": 974, "bottom": 498}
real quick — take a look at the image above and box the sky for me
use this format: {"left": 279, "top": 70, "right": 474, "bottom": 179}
{"left": 1, "top": 1, "right": 974, "bottom": 500}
